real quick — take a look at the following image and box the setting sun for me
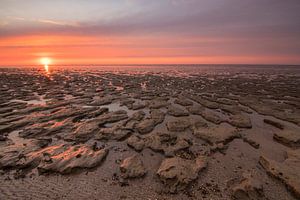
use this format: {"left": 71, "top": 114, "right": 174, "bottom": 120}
{"left": 40, "top": 57, "right": 52, "bottom": 66}
{"left": 40, "top": 57, "right": 51, "bottom": 73}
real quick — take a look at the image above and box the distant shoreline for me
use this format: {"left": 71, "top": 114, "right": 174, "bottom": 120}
{"left": 0, "top": 64, "right": 300, "bottom": 68}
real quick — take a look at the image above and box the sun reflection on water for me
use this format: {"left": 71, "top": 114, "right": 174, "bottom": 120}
{"left": 40, "top": 57, "right": 51, "bottom": 74}
{"left": 44, "top": 64, "right": 49, "bottom": 73}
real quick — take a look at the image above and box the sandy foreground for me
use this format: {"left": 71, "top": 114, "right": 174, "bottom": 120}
{"left": 0, "top": 66, "right": 299, "bottom": 200}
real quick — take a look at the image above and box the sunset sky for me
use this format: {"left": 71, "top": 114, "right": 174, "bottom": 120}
{"left": 0, "top": 0, "right": 300, "bottom": 65}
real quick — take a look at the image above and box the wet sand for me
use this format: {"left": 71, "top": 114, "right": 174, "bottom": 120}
{"left": 0, "top": 66, "right": 300, "bottom": 200}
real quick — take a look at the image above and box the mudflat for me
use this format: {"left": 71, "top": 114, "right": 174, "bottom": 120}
{"left": 0, "top": 65, "right": 299, "bottom": 200}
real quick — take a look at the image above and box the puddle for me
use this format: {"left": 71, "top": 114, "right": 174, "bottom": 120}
{"left": 10, "top": 93, "right": 48, "bottom": 106}
{"left": 114, "top": 86, "right": 124, "bottom": 91}
{"left": 7, "top": 130, "right": 30, "bottom": 147}
{"left": 101, "top": 102, "right": 135, "bottom": 116}
{"left": 64, "top": 94, "right": 74, "bottom": 100}
{"left": 10, "top": 99, "right": 47, "bottom": 105}
{"left": 141, "top": 82, "right": 147, "bottom": 90}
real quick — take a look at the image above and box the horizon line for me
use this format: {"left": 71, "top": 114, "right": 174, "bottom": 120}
{"left": 1, "top": 63, "right": 300, "bottom": 67}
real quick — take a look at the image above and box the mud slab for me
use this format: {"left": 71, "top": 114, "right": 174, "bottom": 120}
{"left": 0, "top": 66, "right": 299, "bottom": 200}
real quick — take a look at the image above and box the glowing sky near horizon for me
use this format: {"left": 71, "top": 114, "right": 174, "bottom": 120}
{"left": 0, "top": 0, "right": 300, "bottom": 65}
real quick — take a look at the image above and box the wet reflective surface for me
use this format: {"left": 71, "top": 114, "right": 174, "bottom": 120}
{"left": 0, "top": 65, "right": 299, "bottom": 200}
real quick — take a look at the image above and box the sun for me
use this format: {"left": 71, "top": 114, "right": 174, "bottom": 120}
{"left": 40, "top": 57, "right": 51, "bottom": 66}
{"left": 40, "top": 57, "right": 52, "bottom": 73}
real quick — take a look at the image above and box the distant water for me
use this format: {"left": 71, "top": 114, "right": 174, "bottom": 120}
{"left": 1, "top": 65, "right": 300, "bottom": 75}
